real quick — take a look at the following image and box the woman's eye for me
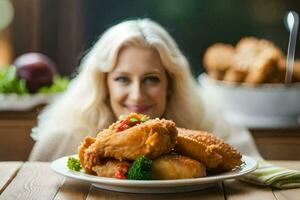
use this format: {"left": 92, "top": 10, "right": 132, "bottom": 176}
{"left": 144, "top": 76, "right": 160, "bottom": 84}
{"left": 114, "top": 76, "right": 129, "bottom": 83}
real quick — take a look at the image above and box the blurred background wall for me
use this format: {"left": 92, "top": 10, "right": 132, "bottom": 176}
{"left": 2, "top": 0, "right": 300, "bottom": 77}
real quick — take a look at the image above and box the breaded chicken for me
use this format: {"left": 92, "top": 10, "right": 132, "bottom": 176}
{"left": 92, "top": 159, "right": 131, "bottom": 178}
{"left": 152, "top": 153, "right": 206, "bottom": 180}
{"left": 82, "top": 118, "right": 177, "bottom": 170}
{"left": 223, "top": 67, "right": 247, "bottom": 82}
{"left": 175, "top": 128, "right": 242, "bottom": 172}
{"left": 203, "top": 37, "right": 292, "bottom": 84}
{"left": 78, "top": 136, "right": 96, "bottom": 173}
{"left": 203, "top": 43, "right": 236, "bottom": 81}
{"left": 233, "top": 37, "right": 283, "bottom": 84}
{"left": 203, "top": 43, "right": 235, "bottom": 71}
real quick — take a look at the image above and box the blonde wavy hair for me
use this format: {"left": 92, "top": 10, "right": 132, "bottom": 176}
{"left": 32, "top": 18, "right": 205, "bottom": 141}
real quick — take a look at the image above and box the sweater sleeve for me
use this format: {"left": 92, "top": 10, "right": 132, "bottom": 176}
{"left": 28, "top": 128, "right": 88, "bottom": 161}
{"left": 28, "top": 130, "right": 65, "bottom": 161}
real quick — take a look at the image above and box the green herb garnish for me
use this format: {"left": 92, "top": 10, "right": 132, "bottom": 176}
{"left": 67, "top": 157, "right": 82, "bottom": 172}
{"left": 126, "top": 156, "right": 152, "bottom": 180}
{"left": 140, "top": 116, "right": 149, "bottom": 122}
{"left": 129, "top": 118, "right": 139, "bottom": 123}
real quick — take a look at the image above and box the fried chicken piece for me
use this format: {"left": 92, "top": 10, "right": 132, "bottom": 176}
{"left": 293, "top": 60, "right": 300, "bottom": 82}
{"left": 244, "top": 55, "right": 279, "bottom": 84}
{"left": 175, "top": 128, "right": 242, "bottom": 172}
{"left": 78, "top": 136, "right": 96, "bottom": 173}
{"left": 203, "top": 43, "right": 235, "bottom": 71}
{"left": 203, "top": 37, "right": 286, "bottom": 84}
{"left": 223, "top": 67, "right": 247, "bottom": 82}
{"left": 78, "top": 113, "right": 150, "bottom": 171}
{"left": 78, "top": 138, "right": 131, "bottom": 178}
{"left": 234, "top": 37, "right": 283, "bottom": 84}
{"left": 207, "top": 70, "right": 226, "bottom": 81}
{"left": 83, "top": 118, "right": 177, "bottom": 171}
{"left": 108, "top": 112, "right": 150, "bottom": 133}
{"left": 92, "top": 159, "right": 131, "bottom": 178}
{"left": 203, "top": 43, "right": 235, "bottom": 80}
{"left": 152, "top": 153, "right": 206, "bottom": 180}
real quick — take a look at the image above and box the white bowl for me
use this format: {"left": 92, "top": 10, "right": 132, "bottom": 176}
{"left": 198, "top": 73, "right": 300, "bottom": 128}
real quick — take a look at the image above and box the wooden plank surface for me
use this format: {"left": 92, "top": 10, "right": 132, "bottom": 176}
{"left": 86, "top": 183, "right": 225, "bottom": 200}
{"left": 53, "top": 178, "right": 91, "bottom": 200}
{"left": 224, "top": 179, "right": 276, "bottom": 200}
{"left": 0, "top": 162, "right": 23, "bottom": 193}
{"left": 273, "top": 189, "right": 300, "bottom": 200}
{"left": 0, "top": 162, "right": 64, "bottom": 200}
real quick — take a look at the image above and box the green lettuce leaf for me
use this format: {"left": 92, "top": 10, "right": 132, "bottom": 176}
{"left": 0, "top": 66, "right": 28, "bottom": 94}
{"left": 37, "top": 76, "right": 69, "bottom": 93}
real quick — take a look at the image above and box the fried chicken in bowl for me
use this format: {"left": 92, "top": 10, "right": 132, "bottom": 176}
{"left": 200, "top": 37, "right": 300, "bottom": 128}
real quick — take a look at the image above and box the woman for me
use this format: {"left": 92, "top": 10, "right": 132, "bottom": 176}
{"left": 29, "top": 18, "right": 259, "bottom": 161}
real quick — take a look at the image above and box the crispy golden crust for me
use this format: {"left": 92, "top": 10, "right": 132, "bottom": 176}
{"left": 92, "top": 159, "right": 131, "bottom": 178}
{"left": 293, "top": 60, "right": 300, "bottom": 81}
{"left": 82, "top": 118, "right": 178, "bottom": 170}
{"left": 244, "top": 56, "right": 278, "bottom": 84}
{"left": 223, "top": 67, "right": 247, "bottom": 82}
{"left": 108, "top": 112, "right": 149, "bottom": 133}
{"left": 207, "top": 69, "right": 226, "bottom": 81}
{"left": 234, "top": 37, "right": 283, "bottom": 84}
{"left": 152, "top": 153, "right": 206, "bottom": 180}
{"left": 203, "top": 37, "right": 293, "bottom": 84}
{"left": 234, "top": 37, "right": 283, "bottom": 69}
{"left": 78, "top": 136, "right": 96, "bottom": 173}
{"left": 175, "top": 128, "right": 242, "bottom": 172}
{"left": 203, "top": 43, "right": 235, "bottom": 72}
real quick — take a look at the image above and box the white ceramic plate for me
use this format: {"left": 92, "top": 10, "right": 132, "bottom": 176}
{"left": 51, "top": 155, "right": 257, "bottom": 193}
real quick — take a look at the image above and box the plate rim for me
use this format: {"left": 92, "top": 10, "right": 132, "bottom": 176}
{"left": 51, "top": 154, "right": 258, "bottom": 187}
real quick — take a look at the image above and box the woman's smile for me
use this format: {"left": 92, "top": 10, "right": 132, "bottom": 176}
{"left": 126, "top": 104, "right": 152, "bottom": 112}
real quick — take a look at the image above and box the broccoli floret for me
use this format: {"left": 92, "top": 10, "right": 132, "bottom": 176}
{"left": 67, "top": 157, "right": 82, "bottom": 172}
{"left": 127, "top": 156, "right": 153, "bottom": 180}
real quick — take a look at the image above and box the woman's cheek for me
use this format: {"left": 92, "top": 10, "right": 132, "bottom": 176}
{"left": 149, "top": 85, "right": 167, "bottom": 101}
{"left": 109, "top": 84, "right": 126, "bottom": 101}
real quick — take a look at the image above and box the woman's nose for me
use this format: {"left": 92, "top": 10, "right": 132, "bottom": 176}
{"left": 129, "top": 81, "right": 144, "bottom": 102}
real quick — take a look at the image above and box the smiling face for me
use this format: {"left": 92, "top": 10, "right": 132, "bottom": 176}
{"left": 107, "top": 46, "right": 169, "bottom": 119}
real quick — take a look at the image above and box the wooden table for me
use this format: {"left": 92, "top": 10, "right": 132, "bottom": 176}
{"left": 0, "top": 161, "right": 299, "bottom": 200}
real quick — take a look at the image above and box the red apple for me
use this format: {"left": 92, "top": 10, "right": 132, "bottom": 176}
{"left": 13, "top": 53, "right": 57, "bottom": 93}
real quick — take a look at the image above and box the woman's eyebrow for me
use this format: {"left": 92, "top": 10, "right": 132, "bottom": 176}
{"left": 143, "top": 72, "right": 161, "bottom": 76}
{"left": 111, "top": 70, "right": 130, "bottom": 75}
{"left": 144, "top": 67, "right": 164, "bottom": 74}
